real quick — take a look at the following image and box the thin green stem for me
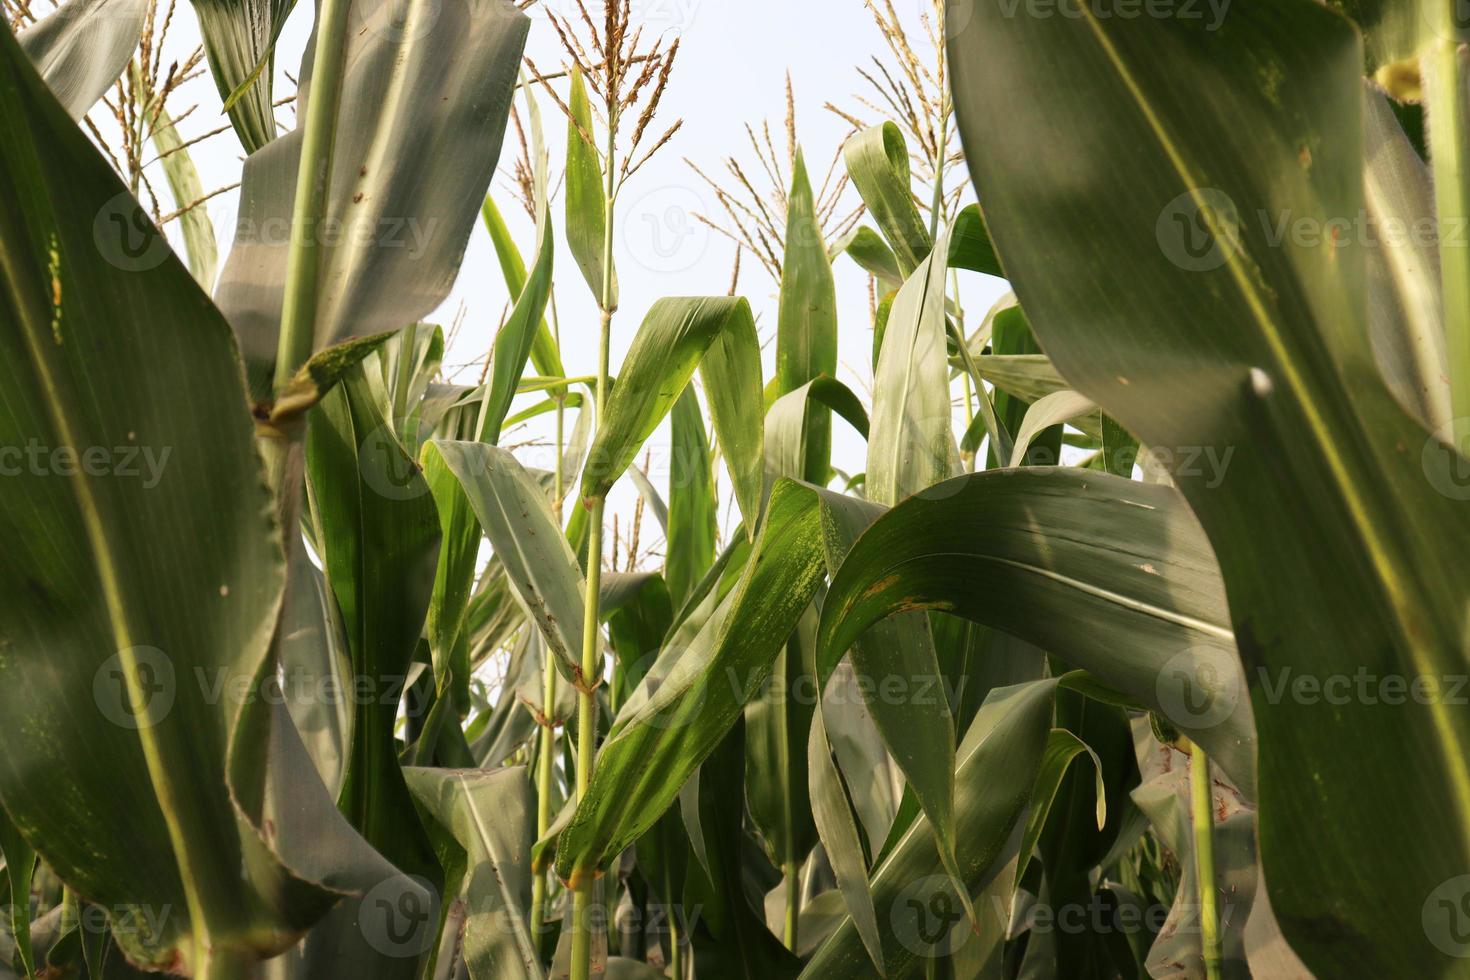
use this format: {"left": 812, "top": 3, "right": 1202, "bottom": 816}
{"left": 531, "top": 328, "right": 568, "bottom": 951}
{"left": 1190, "top": 739, "right": 1222, "bottom": 980}
{"left": 782, "top": 859, "right": 799, "bottom": 951}
{"left": 928, "top": 102, "right": 949, "bottom": 243}
{"left": 569, "top": 496, "right": 605, "bottom": 980}
{"left": 1428, "top": 39, "right": 1470, "bottom": 446}
{"left": 665, "top": 866, "right": 682, "bottom": 980}
{"left": 571, "top": 91, "right": 620, "bottom": 980}
{"left": 272, "top": 0, "right": 354, "bottom": 397}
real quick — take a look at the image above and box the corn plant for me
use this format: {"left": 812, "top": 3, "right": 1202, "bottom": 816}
{"left": 3, "top": 0, "right": 1469, "bottom": 977}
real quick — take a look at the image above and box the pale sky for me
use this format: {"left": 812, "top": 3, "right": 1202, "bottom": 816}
{"left": 146, "top": 0, "right": 1010, "bottom": 557}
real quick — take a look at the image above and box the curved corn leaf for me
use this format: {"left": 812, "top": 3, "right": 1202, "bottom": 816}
{"left": 668, "top": 387, "right": 718, "bottom": 606}
{"left": 951, "top": 1, "right": 1470, "bottom": 970}
{"left": 0, "top": 811, "right": 35, "bottom": 978}
{"left": 565, "top": 66, "right": 615, "bottom": 308}
{"left": 744, "top": 604, "right": 818, "bottom": 894}
{"left": 403, "top": 766, "right": 543, "bottom": 980}
{"left": 427, "top": 441, "right": 585, "bottom": 683}
{"left": 867, "top": 230, "right": 960, "bottom": 504}
{"left": 833, "top": 225, "right": 902, "bottom": 293}
{"left": 1017, "top": 729, "right": 1107, "bottom": 888}
{"left": 477, "top": 162, "right": 553, "bottom": 444}
{"left": 777, "top": 148, "right": 839, "bottom": 484}
{"left": 947, "top": 203, "right": 1002, "bottom": 278}
{"left": 974, "top": 353, "right": 1071, "bottom": 408}
{"left": 807, "top": 709, "right": 879, "bottom": 971}
{"left": 816, "top": 492, "right": 965, "bottom": 972}
{"left": 1008, "top": 390, "right": 1097, "bottom": 468}
{"left": 555, "top": 479, "right": 829, "bottom": 883}
{"left": 0, "top": 29, "right": 359, "bottom": 968}
{"left": 765, "top": 376, "right": 869, "bottom": 487}
{"left": 216, "top": 0, "right": 529, "bottom": 402}
{"left": 147, "top": 97, "right": 219, "bottom": 289}
{"left": 801, "top": 679, "right": 1060, "bottom": 976}
{"left": 191, "top": 0, "right": 294, "bottom": 151}
{"left": 581, "top": 296, "right": 764, "bottom": 531}
{"left": 423, "top": 150, "right": 553, "bottom": 710}
{"left": 17, "top": 0, "right": 144, "bottom": 120}
{"left": 1362, "top": 83, "right": 1449, "bottom": 431}
{"left": 844, "top": 123, "right": 931, "bottom": 276}
{"left": 818, "top": 469, "right": 1254, "bottom": 795}
{"left": 305, "top": 368, "right": 442, "bottom": 890}
{"left": 482, "top": 194, "right": 564, "bottom": 383}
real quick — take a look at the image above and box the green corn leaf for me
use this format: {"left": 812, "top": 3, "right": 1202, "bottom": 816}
{"left": 777, "top": 148, "right": 839, "bottom": 484}
{"left": 190, "top": 0, "right": 295, "bottom": 151}
{"left": 667, "top": 387, "right": 718, "bottom": 607}
{"left": 580, "top": 296, "right": 764, "bottom": 532}
{"left": 426, "top": 442, "right": 586, "bottom": 683}
{"left": 817, "top": 469, "right": 1255, "bottom": 796}
{"left": 305, "top": 368, "right": 442, "bottom": 892}
{"left": 0, "top": 29, "right": 376, "bottom": 969}
{"left": 951, "top": 0, "right": 1470, "bottom": 970}
{"left": 867, "top": 231, "right": 960, "bottom": 504}
{"left": 216, "top": 0, "right": 529, "bottom": 404}
{"left": 403, "top": 766, "right": 544, "bottom": 980}
{"left": 17, "top": 0, "right": 144, "bottom": 120}
{"left": 844, "top": 123, "right": 932, "bottom": 276}
{"left": 565, "top": 66, "right": 616, "bottom": 308}
{"left": 800, "top": 679, "right": 1060, "bottom": 976}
